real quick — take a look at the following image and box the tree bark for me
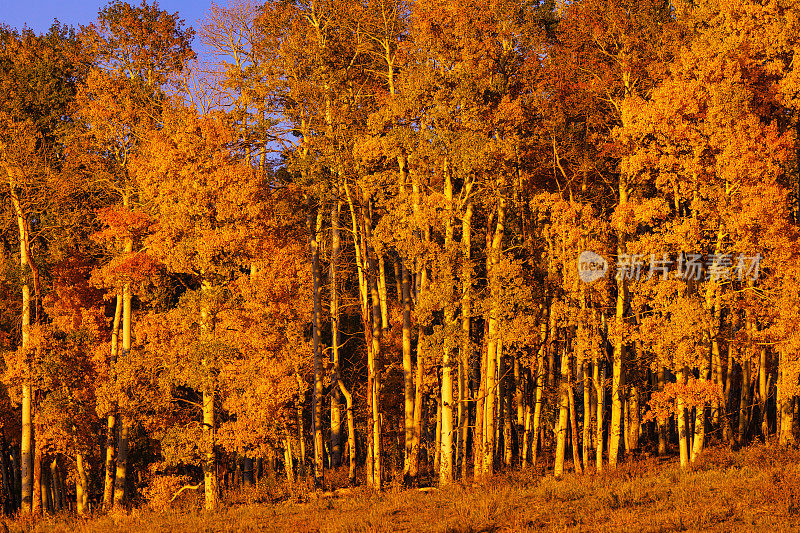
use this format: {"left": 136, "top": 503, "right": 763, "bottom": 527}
{"left": 677, "top": 368, "right": 690, "bottom": 468}
{"left": 330, "top": 200, "right": 343, "bottom": 468}
{"left": 338, "top": 381, "right": 356, "bottom": 485}
{"left": 738, "top": 359, "right": 751, "bottom": 445}
{"left": 459, "top": 196, "right": 473, "bottom": 479}
{"left": 104, "top": 294, "right": 123, "bottom": 509}
{"left": 32, "top": 430, "right": 41, "bottom": 516}
{"left": 11, "top": 181, "right": 33, "bottom": 514}
{"left": 440, "top": 166, "right": 455, "bottom": 486}
{"left": 309, "top": 210, "right": 324, "bottom": 488}
{"left": 200, "top": 279, "right": 219, "bottom": 511}
{"left": 402, "top": 260, "right": 414, "bottom": 481}
{"left": 555, "top": 341, "right": 569, "bottom": 477}
{"left": 114, "top": 276, "right": 132, "bottom": 508}
{"left": 75, "top": 453, "right": 89, "bottom": 515}
{"left": 568, "top": 366, "right": 583, "bottom": 474}
{"left": 482, "top": 198, "right": 506, "bottom": 476}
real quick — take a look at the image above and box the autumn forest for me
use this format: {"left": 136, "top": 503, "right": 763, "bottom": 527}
{"left": 1, "top": 0, "right": 800, "bottom": 524}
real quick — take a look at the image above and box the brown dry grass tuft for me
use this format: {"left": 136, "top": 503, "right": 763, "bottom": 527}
{"left": 5, "top": 443, "right": 800, "bottom": 532}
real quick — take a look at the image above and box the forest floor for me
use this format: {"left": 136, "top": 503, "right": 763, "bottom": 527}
{"left": 6, "top": 443, "right": 800, "bottom": 532}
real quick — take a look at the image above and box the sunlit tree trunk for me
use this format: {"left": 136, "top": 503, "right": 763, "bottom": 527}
{"left": 330, "top": 200, "right": 343, "bottom": 468}
{"left": 402, "top": 260, "right": 414, "bottom": 481}
{"left": 555, "top": 341, "right": 569, "bottom": 477}
{"left": 738, "top": 358, "right": 751, "bottom": 445}
{"left": 722, "top": 335, "right": 736, "bottom": 442}
{"left": 75, "top": 453, "right": 89, "bottom": 515}
{"left": 338, "top": 381, "right": 356, "bottom": 484}
{"left": 778, "top": 347, "right": 796, "bottom": 445}
{"left": 568, "top": 363, "right": 582, "bottom": 474}
{"left": 114, "top": 278, "right": 132, "bottom": 508}
{"left": 657, "top": 367, "right": 667, "bottom": 455}
{"left": 596, "top": 310, "right": 607, "bottom": 472}
{"left": 482, "top": 198, "right": 506, "bottom": 476}
{"left": 10, "top": 181, "right": 33, "bottom": 514}
{"left": 473, "top": 324, "right": 487, "bottom": 479}
{"left": 310, "top": 210, "right": 324, "bottom": 488}
{"left": 114, "top": 194, "right": 134, "bottom": 508}
{"left": 409, "top": 180, "right": 427, "bottom": 484}
{"left": 440, "top": 165, "right": 455, "bottom": 486}
{"left": 104, "top": 294, "right": 122, "bottom": 509}
{"left": 32, "top": 429, "right": 41, "bottom": 515}
{"left": 378, "top": 256, "right": 389, "bottom": 331}
{"left": 530, "top": 334, "right": 546, "bottom": 466}
{"left": 294, "top": 372, "right": 307, "bottom": 475}
{"left": 677, "top": 368, "right": 689, "bottom": 468}
{"left": 283, "top": 429, "right": 294, "bottom": 484}
{"left": 199, "top": 278, "right": 219, "bottom": 510}
{"left": 609, "top": 167, "right": 630, "bottom": 470}
{"left": 582, "top": 357, "right": 592, "bottom": 469}
{"left": 759, "top": 347, "right": 768, "bottom": 439}
{"left": 364, "top": 197, "right": 383, "bottom": 489}
{"left": 459, "top": 196, "right": 473, "bottom": 479}
{"left": 409, "top": 324, "right": 425, "bottom": 482}
{"left": 502, "top": 348, "right": 514, "bottom": 467}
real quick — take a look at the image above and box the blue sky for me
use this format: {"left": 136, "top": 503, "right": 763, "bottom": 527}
{"left": 0, "top": 0, "right": 212, "bottom": 37}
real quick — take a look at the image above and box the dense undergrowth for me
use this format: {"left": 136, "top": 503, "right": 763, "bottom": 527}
{"left": 5, "top": 443, "right": 800, "bottom": 532}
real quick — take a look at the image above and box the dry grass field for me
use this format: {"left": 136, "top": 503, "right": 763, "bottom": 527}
{"left": 5, "top": 444, "right": 800, "bottom": 532}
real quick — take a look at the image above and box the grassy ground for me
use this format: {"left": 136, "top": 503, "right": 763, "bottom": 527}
{"left": 7, "top": 444, "right": 800, "bottom": 532}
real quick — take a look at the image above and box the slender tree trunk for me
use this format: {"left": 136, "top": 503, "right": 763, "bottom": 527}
{"left": 723, "top": 338, "right": 736, "bottom": 443}
{"left": 364, "top": 198, "right": 383, "bottom": 489}
{"left": 394, "top": 259, "right": 403, "bottom": 305}
{"left": 738, "top": 359, "right": 751, "bottom": 445}
{"left": 555, "top": 341, "right": 569, "bottom": 477}
{"left": 283, "top": 431, "right": 294, "bottom": 484}
{"left": 522, "top": 366, "right": 534, "bottom": 466}
{"left": 759, "top": 347, "right": 768, "bottom": 440}
{"left": 530, "top": 338, "right": 545, "bottom": 467}
{"left": 309, "top": 210, "right": 324, "bottom": 488}
{"left": 11, "top": 441, "right": 20, "bottom": 512}
{"left": 32, "top": 431, "right": 41, "bottom": 516}
{"left": 482, "top": 198, "right": 506, "bottom": 476}
{"left": 104, "top": 294, "right": 123, "bottom": 509}
{"left": 609, "top": 284, "right": 626, "bottom": 468}
{"left": 657, "top": 367, "right": 667, "bottom": 455}
{"left": 51, "top": 457, "right": 62, "bottom": 512}
{"left": 294, "top": 372, "right": 307, "bottom": 475}
{"left": 114, "top": 276, "right": 132, "bottom": 508}
{"left": 409, "top": 324, "right": 424, "bottom": 482}
{"left": 75, "top": 453, "right": 89, "bottom": 515}
{"left": 402, "top": 261, "right": 414, "bottom": 482}
{"left": 200, "top": 279, "right": 219, "bottom": 511}
{"left": 502, "top": 349, "right": 513, "bottom": 467}
{"left": 11, "top": 183, "right": 33, "bottom": 514}
{"left": 677, "top": 368, "right": 689, "bottom": 468}
{"left": 568, "top": 366, "right": 582, "bottom": 474}
{"left": 338, "top": 381, "right": 356, "bottom": 485}
{"left": 440, "top": 166, "right": 456, "bottom": 486}
{"left": 378, "top": 256, "right": 389, "bottom": 331}
{"left": 582, "top": 358, "right": 591, "bottom": 469}
{"left": 434, "top": 382, "right": 442, "bottom": 475}
{"left": 459, "top": 196, "right": 472, "bottom": 479}
{"left": 579, "top": 288, "right": 591, "bottom": 468}
{"left": 778, "top": 347, "right": 795, "bottom": 445}
{"left": 330, "top": 200, "right": 342, "bottom": 468}
{"left": 473, "top": 326, "right": 487, "bottom": 479}
{"left": 595, "top": 313, "right": 606, "bottom": 472}
{"left": 609, "top": 180, "right": 628, "bottom": 469}
{"left": 40, "top": 454, "right": 50, "bottom": 514}
{"left": 438, "top": 331, "right": 454, "bottom": 485}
